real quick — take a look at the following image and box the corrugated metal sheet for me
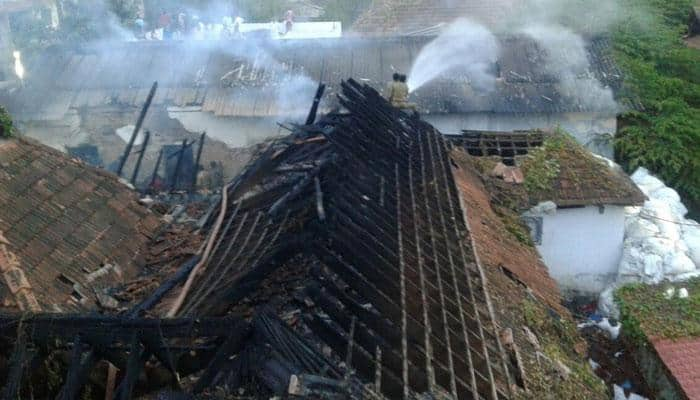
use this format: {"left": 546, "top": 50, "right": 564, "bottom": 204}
{"left": 3, "top": 36, "right": 623, "bottom": 119}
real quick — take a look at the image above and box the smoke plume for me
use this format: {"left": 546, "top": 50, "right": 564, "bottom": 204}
{"left": 520, "top": 25, "right": 618, "bottom": 111}
{"left": 407, "top": 18, "right": 500, "bottom": 93}
{"left": 20, "top": 0, "right": 319, "bottom": 146}
{"left": 406, "top": 0, "right": 637, "bottom": 110}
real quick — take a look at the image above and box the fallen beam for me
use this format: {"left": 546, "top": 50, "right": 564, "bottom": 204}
{"left": 0, "top": 315, "right": 246, "bottom": 340}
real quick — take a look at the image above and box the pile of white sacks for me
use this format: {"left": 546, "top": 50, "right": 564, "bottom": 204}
{"left": 599, "top": 168, "right": 700, "bottom": 317}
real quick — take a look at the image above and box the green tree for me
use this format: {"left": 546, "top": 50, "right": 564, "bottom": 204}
{"left": 613, "top": 0, "right": 700, "bottom": 214}
{"left": 320, "top": 0, "right": 372, "bottom": 28}
{"left": 0, "top": 106, "right": 14, "bottom": 138}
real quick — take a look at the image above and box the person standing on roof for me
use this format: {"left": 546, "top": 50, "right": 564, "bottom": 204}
{"left": 233, "top": 15, "right": 244, "bottom": 37}
{"left": 284, "top": 9, "right": 294, "bottom": 34}
{"left": 158, "top": 10, "right": 172, "bottom": 39}
{"left": 388, "top": 73, "right": 418, "bottom": 112}
{"left": 386, "top": 73, "right": 400, "bottom": 103}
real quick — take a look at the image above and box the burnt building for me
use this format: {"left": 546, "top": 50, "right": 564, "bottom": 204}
{"left": 169, "top": 78, "right": 516, "bottom": 398}
{"left": 0, "top": 81, "right": 606, "bottom": 400}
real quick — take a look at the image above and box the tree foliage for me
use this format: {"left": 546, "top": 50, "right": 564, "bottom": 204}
{"left": 10, "top": 0, "right": 141, "bottom": 56}
{"left": 613, "top": 0, "right": 700, "bottom": 211}
{"left": 320, "top": 0, "right": 372, "bottom": 28}
{"left": 0, "top": 106, "right": 14, "bottom": 138}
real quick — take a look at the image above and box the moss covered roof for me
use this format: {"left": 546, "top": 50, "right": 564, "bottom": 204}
{"left": 616, "top": 278, "right": 700, "bottom": 341}
{"left": 616, "top": 278, "right": 700, "bottom": 399}
{"left": 520, "top": 133, "right": 646, "bottom": 207}
{"left": 451, "top": 150, "right": 608, "bottom": 399}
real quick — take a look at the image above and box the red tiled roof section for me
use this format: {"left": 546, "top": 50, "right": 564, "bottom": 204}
{"left": 0, "top": 137, "right": 162, "bottom": 313}
{"left": 353, "top": 0, "right": 526, "bottom": 35}
{"left": 653, "top": 338, "right": 700, "bottom": 400}
{"left": 451, "top": 150, "right": 567, "bottom": 315}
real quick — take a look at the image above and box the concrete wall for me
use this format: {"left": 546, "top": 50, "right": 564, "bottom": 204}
{"left": 530, "top": 205, "right": 626, "bottom": 295}
{"left": 634, "top": 341, "right": 683, "bottom": 400}
{"left": 424, "top": 112, "right": 617, "bottom": 158}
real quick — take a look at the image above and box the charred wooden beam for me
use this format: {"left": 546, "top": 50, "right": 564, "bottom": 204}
{"left": 305, "top": 82, "right": 326, "bottom": 125}
{"left": 268, "top": 171, "right": 316, "bottom": 217}
{"left": 171, "top": 139, "right": 188, "bottom": 191}
{"left": 130, "top": 130, "right": 150, "bottom": 186}
{"left": 141, "top": 334, "right": 180, "bottom": 389}
{"left": 192, "top": 132, "right": 206, "bottom": 192}
{"left": 115, "top": 335, "right": 143, "bottom": 400}
{"left": 55, "top": 338, "right": 95, "bottom": 400}
{"left": 315, "top": 176, "right": 325, "bottom": 221}
{"left": 117, "top": 81, "right": 157, "bottom": 177}
{"left": 0, "top": 315, "right": 246, "bottom": 340}
{"left": 192, "top": 320, "right": 252, "bottom": 393}
{"left": 1, "top": 330, "right": 27, "bottom": 400}
{"left": 148, "top": 148, "right": 164, "bottom": 192}
{"left": 256, "top": 310, "right": 343, "bottom": 379}
{"left": 129, "top": 255, "right": 201, "bottom": 317}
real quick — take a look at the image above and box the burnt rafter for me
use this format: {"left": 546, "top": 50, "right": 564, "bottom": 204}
{"left": 446, "top": 130, "right": 546, "bottom": 166}
{"left": 169, "top": 79, "right": 513, "bottom": 399}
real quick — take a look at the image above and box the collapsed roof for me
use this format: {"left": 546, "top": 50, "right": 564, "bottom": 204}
{"left": 1, "top": 80, "right": 537, "bottom": 399}
{"left": 1, "top": 35, "right": 621, "bottom": 121}
{"left": 0, "top": 137, "right": 161, "bottom": 312}
{"left": 164, "top": 79, "right": 515, "bottom": 398}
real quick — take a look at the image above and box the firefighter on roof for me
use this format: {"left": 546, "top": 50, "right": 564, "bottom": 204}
{"left": 386, "top": 73, "right": 417, "bottom": 112}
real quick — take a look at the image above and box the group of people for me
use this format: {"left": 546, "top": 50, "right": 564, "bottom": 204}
{"left": 386, "top": 72, "right": 417, "bottom": 112}
{"left": 133, "top": 9, "right": 296, "bottom": 41}
{"left": 134, "top": 10, "right": 245, "bottom": 41}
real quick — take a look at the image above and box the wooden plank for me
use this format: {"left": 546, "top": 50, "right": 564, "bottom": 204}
{"left": 192, "top": 320, "right": 252, "bottom": 393}
{"left": 116, "top": 336, "right": 143, "bottom": 400}
{"left": 0, "top": 332, "right": 26, "bottom": 400}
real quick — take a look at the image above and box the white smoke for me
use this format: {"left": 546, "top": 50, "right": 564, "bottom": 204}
{"left": 501, "top": 0, "right": 628, "bottom": 35}
{"left": 521, "top": 25, "right": 618, "bottom": 112}
{"left": 27, "top": 0, "right": 319, "bottom": 145}
{"left": 169, "top": 39, "right": 319, "bottom": 121}
{"left": 406, "top": 1, "right": 628, "bottom": 110}
{"left": 407, "top": 18, "right": 500, "bottom": 93}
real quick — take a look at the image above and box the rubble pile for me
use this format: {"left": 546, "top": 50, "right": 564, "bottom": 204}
{"left": 113, "top": 201, "right": 208, "bottom": 309}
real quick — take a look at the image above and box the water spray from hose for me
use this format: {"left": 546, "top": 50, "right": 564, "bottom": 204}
{"left": 407, "top": 18, "right": 500, "bottom": 93}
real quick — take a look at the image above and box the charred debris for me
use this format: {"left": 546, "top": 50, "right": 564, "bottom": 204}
{"left": 0, "top": 80, "right": 595, "bottom": 399}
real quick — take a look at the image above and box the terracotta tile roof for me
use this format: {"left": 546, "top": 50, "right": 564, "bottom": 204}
{"left": 0, "top": 137, "right": 162, "bottom": 312}
{"left": 451, "top": 149, "right": 567, "bottom": 315}
{"left": 353, "top": 0, "right": 525, "bottom": 35}
{"left": 653, "top": 338, "right": 700, "bottom": 399}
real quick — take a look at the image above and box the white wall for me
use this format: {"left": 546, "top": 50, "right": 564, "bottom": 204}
{"left": 530, "top": 205, "right": 627, "bottom": 294}
{"left": 243, "top": 22, "right": 342, "bottom": 39}
{"left": 424, "top": 112, "right": 617, "bottom": 158}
